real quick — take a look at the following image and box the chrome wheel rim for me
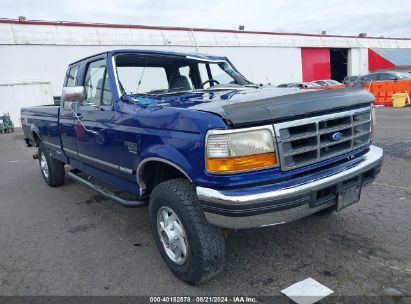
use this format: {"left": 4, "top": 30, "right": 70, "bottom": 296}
{"left": 40, "top": 152, "right": 49, "bottom": 179}
{"left": 157, "top": 206, "right": 188, "bottom": 265}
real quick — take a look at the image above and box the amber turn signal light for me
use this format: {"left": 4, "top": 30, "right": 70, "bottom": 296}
{"left": 206, "top": 152, "right": 277, "bottom": 173}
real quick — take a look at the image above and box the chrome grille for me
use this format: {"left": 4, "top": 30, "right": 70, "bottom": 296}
{"left": 274, "top": 107, "right": 372, "bottom": 171}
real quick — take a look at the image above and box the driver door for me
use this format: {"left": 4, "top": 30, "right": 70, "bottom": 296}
{"left": 74, "top": 56, "right": 120, "bottom": 176}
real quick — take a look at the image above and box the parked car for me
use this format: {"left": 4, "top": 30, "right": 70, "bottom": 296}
{"left": 354, "top": 71, "right": 411, "bottom": 86}
{"left": 343, "top": 75, "right": 360, "bottom": 87}
{"left": 21, "top": 49, "right": 384, "bottom": 285}
{"left": 312, "top": 80, "right": 345, "bottom": 88}
{"left": 277, "top": 82, "right": 321, "bottom": 89}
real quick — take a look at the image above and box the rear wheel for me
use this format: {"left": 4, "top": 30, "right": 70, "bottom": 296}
{"left": 38, "top": 143, "right": 65, "bottom": 187}
{"left": 149, "top": 178, "right": 225, "bottom": 285}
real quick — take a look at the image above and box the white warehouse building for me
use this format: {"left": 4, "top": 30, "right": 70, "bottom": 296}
{"left": 1, "top": 18, "right": 411, "bottom": 125}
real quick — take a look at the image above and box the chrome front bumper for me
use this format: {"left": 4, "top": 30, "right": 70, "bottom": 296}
{"left": 196, "top": 145, "right": 384, "bottom": 229}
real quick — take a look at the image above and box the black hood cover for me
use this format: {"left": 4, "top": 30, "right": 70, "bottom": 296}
{"left": 188, "top": 87, "right": 374, "bottom": 127}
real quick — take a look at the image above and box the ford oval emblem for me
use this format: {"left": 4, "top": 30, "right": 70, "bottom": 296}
{"left": 332, "top": 132, "right": 343, "bottom": 141}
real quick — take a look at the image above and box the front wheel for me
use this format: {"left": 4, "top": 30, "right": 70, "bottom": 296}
{"left": 149, "top": 179, "right": 225, "bottom": 285}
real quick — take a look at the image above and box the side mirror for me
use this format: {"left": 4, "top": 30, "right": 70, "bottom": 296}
{"left": 62, "top": 86, "right": 86, "bottom": 102}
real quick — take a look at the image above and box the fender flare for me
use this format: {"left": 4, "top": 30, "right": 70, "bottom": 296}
{"left": 136, "top": 157, "right": 193, "bottom": 196}
{"left": 30, "top": 125, "right": 42, "bottom": 145}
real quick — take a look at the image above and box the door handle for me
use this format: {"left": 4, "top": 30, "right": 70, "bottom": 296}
{"left": 69, "top": 103, "right": 98, "bottom": 135}
{"left": 86, "top": 129, "right": 98, "bottom": 135}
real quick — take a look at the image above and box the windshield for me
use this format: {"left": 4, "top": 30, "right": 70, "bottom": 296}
{"left": 345, "top": 76, "right": 358, "bottom": 82}
{"left": 395, "top": 72, "right": 411, "bottom": 79}
{"left": 326, "top": 80, "right": 341, "bottom": 85}
{"left": 114, "top": 53, "right": 250, "bottom": 95}
{"left": 305, "top": 82, "right": 321, "bottom": 87}
{"left": 314, "top": 80, "right": 327, "bottom": 86}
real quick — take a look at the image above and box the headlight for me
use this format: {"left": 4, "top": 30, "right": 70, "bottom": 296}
{"left": 205, "top": 126, "right": 278, "bottom": 173}
{"left": 371, "top": 106, "right": 376, "bottom": 139}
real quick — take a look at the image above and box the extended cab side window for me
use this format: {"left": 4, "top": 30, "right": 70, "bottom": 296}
{"left": 83, "top": 59, "right": 112, "bottom": 106}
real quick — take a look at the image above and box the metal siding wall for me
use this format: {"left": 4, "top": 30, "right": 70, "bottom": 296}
{"left": 3, "top": 21, "right": 411, "bottom": 122}
{"left": 0, "top": 81, "right": 54, "bottom": 125}
{"left": 3, "top": 23, "right": 411, "bottom": 48}
{"left": 368, "top": 49, "right": 396, "bottom": 71}
{"left": 301, "top": 48, "right": 331, "bottom": 82}
{"left": 201, "top": 47, "right": 302, "bottom": 85}
{"left": 347, "top": 48, "right": 368, "bottom": 76}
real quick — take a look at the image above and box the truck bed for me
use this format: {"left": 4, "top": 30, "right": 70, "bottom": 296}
{"left": 21, "top": 105, "right": 61, "bottom": 148}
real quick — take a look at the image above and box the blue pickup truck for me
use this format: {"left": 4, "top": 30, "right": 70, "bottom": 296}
{"left": 21, "top": 49, "right": 383, "bottom": 284}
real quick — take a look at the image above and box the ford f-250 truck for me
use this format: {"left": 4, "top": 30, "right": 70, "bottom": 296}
{"left": 21, "top": 49, "right": 384, "bottom": 285}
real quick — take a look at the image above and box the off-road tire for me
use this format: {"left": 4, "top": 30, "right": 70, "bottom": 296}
{"left": 149, "top": 178, "right": 225, "bottom": 285}
{"left": 38, "top": 143, "right": 65, "bottom": 187}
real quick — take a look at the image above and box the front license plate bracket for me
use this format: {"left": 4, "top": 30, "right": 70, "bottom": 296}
{"left": 336, "top": 178, "right": 362, "bottom": 211}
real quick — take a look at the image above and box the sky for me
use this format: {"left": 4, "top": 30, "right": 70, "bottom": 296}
{"left": 2, "top": 0, "right": 411, "bottom": 38}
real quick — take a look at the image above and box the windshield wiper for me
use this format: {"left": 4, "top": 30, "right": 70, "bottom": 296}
{"left": 148, "top": 87, "right": 185, "bottom": 94}
{"left": 243, "top": 83, "right": 261, "bottom": 88}
{"left": 143, "top": 88, "right": 196, "bottom": 96}
{"left": 126, "top": 88, "right": 188, "bottom": 96}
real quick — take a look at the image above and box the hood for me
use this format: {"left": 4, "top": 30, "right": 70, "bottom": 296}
{"left": 135, "top": 86, "right": 375, "bottom": 127}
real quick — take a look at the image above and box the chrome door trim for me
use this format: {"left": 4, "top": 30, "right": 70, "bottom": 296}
{"left": 78, "top": 152, "right": 134, "bottom": 175}
{"left": 43, "top": 141, "right": 62, "bottom": 150}
{"left": 63, "top": 147, "right": 77, "bottom": 156}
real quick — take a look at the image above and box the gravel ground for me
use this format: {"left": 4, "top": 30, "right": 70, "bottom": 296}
{"left": 0, "top": 107, "right": 410, "bottom": 298}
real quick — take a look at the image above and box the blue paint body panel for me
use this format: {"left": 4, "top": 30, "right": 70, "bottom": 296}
{"left": 20, "top": 49, "right": 374, "bottom": 199}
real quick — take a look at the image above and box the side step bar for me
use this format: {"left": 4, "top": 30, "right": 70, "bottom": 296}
{"left": 68, "top": 171, "right": 147, "bottom": 208}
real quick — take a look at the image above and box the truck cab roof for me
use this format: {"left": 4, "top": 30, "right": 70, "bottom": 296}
{"left": 69, "top": 49, "right": 228, "bottom": 66}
